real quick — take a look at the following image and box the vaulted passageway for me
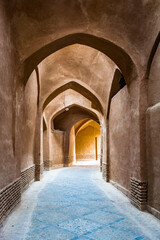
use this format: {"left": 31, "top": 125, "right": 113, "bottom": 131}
{"left": 1, "top": 1, "right": 160, "bottom": 236}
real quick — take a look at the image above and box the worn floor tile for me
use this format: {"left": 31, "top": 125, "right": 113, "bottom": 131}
{"left": 0, "top": 167, "right": 160, "bottom": 240}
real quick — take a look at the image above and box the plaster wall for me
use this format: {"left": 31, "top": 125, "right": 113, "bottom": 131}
{"left": 146, "top": 44, "right": 160, "bottom": 212}
{"left": 21, "top": 70, "right": 38, "bottom": 170}
{"left": 0, "top": 1, "right": 17, "bottom": 189}
{"left": 109, "top": 86, "right": 130, "bottom": 191}
{"left": 76, "top": 121, "right": 100, "bottom": 160}
{"left": 43, "top": 130, "right": 49, "bottom": 161}
{"left": 49, "top": 130, "right": 64, "bottom": 165}
{"left": 146, "top": 105, "right": 160, "bottom": 212}
{"left": 148, "top": 45, "right": 160, "bottom": 107}
{"left": 69, "top": 126, "right": 76, "bottom": 162}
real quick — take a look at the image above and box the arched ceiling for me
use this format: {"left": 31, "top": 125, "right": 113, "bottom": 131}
{"left": 12, "top": 0, "right": 160, "bottom": 73}
{"left": 53, "top": 105, "right": 99, "bottom": 131}
{"left": 14, "top": 0, "right": 160, "bottom": 126}
{"left": 39, "top": 44, "right": 116, "bottom": 111}
{"left": 74, "top": 118, "right": 91, "bottom": 135}
{"left": 76, "top": 119, "right": 100, "bottom": 136}
{"left": 24, "top": 33, "right": 137, "bottom": 86}
{"left": 43, "top": 89, "right": 102, "bottom": 126}
{"left": 42, "top": 81, "right": 103, "bottom": 113}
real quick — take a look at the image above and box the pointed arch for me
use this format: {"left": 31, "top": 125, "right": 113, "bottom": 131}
{"left": 24, "top": 33, "right": 137, "bottom": 85}
{"left": 43, "top": 81, "right": 103, "bottom": 113}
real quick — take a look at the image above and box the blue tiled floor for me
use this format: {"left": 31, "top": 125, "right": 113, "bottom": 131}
{"left": 0, "top": 167, "right": 160, "bottom": 240}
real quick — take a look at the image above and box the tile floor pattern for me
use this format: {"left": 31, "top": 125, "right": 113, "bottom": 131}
{"left": 0, "top": 167, "right": 160, "bottom": 240}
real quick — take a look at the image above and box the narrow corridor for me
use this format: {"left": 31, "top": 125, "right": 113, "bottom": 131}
{"left": 1, "top": 167, "right": 160, "bottom": 240}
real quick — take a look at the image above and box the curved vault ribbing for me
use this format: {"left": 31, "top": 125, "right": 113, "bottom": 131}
{"left": 24, "top": 33, "right": 137, "bottom": 86}
{"left": 52, "top": 104, "right": 100, "bottom": 131}
{"left": 43, "top": 81, "right": 103, "bottom": 114}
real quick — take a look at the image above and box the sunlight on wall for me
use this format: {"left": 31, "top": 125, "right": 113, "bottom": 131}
{"left": 76, "top": 121, "right": 100, "bottom": 161}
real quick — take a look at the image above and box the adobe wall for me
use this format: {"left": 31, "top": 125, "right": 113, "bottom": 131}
{"left": 68, "top": 126, "right": 76, "bottom": 163}
{"left": 21, "top": 70, "right": 38, "bottom": 171}
{"left": 146, "top": 44, "right": 160, "bottom": 217}
{"left": 0, "top": 1, "right": 18, "bottom": 190}
{"left": 43, "top": 130, "right": 49, "bottom": 161}
{"left": 49, "top": 130, "right": 64, "bottom": 166}
{"left": 148, "top": 44, "right": 160, "bottom": 107}
{"left": 109, "top": 86, "right": 130, "bottom": 194}
{"left": 0, "top": 1, "right": 21, "bottom": 223}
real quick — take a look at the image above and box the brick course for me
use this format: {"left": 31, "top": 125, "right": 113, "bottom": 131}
{"left": 130, "top": 178, "right": 147, "bottom": 210}
{"left": 0, "top": 178, "right": 21, "bottom": 224}
{"left": 21, "top": 165, "right": 35, "bottom": 191}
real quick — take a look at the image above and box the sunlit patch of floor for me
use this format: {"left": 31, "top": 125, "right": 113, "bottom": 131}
{"left": 1, "top": 167, "right": 160, "bottom": 240}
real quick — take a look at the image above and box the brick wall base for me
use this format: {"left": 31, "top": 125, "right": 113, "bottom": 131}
{"left": 0, "top": 163, "right": 43, "bottom": 224}
{"left": 21, "top": 165, "right": 35, "bottom": 191}
{"left": 130, "top": 178, "right": 147, "bottom": 210}
{"left": 0, "top": 178, "right": 21, "bottom": 224}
